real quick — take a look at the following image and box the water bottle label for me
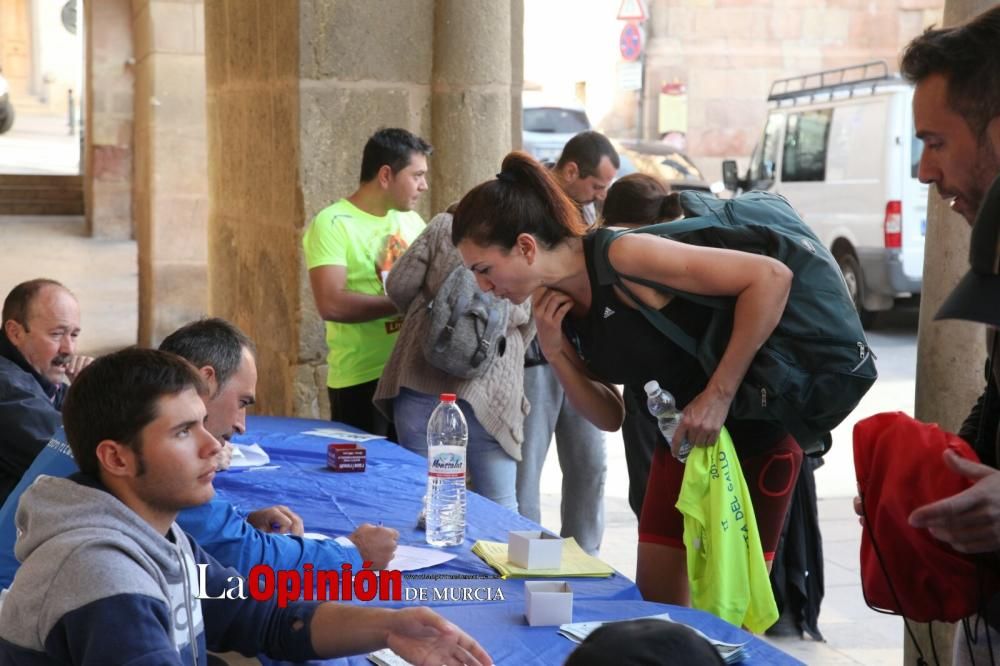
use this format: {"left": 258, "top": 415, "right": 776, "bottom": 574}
{"left": 429, "top": 446, "right": 466, "bottom": 478}
{"left": 661, "top": 419, "right": 679, "bottom": 444}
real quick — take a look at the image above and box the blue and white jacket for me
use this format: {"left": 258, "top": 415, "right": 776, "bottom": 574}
{"left": 0, "top": 474, "right": 320, "bottom": 665}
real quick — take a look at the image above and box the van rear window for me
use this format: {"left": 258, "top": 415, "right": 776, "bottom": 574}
{"left": 782, "top": 110, "right": 832, "bottom": 182}
{"left": 911, "top": 133, "right": 924, "bottom": 179}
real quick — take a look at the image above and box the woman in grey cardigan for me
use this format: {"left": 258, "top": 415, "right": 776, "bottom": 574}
{"left": 374, "top": 212, "right": 535, "bottom": 510}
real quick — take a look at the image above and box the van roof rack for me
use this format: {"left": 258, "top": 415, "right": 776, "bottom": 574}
{"left": 768, "top": 60, "right": 901, "bottom": 104}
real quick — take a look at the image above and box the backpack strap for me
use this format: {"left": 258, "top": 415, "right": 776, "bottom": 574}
{"left": 591, "top": 227, "right": 730, "bottom": 360}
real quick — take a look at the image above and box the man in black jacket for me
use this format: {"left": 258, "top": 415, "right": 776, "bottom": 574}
{"left": 896, "top": 6, "right": 1000, "bottom": 663}
{"left": 0, "top": 279, "right": 91, "bottom": 502}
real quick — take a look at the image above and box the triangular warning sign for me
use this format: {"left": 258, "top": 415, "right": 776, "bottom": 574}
{"left": 617, "top": 0, "right": 646, "bottom": 21}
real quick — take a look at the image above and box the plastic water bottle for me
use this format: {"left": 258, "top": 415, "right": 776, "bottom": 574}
{"left": 644, "top": 380, "right": 694, "bottom": 462}
{"left": 426, "top": 393, "right": 468, "bottom": 547}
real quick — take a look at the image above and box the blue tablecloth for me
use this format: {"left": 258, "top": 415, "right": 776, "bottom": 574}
{"left": 224, "top": 416, "right": 801, "bottom": 665}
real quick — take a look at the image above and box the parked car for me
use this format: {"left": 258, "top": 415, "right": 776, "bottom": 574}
{"left": 0, "top": 69, "right": 13, "bottom": 135}
{"left": 522, "top": 100, "right": 591, "bottom": 164}
{"left": 723, "top": 61, "right": 925, "bottom": 327}
{"left": 613, "top": 139, "right": 713, "bottom": 194}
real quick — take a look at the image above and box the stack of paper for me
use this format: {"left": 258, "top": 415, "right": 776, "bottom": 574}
{"left": 558, "top": 613, "right": 748, "bottom": 664}
{"left": 471, "top": 538, "right": 614, "bottom": 579}
{"left": 367, "top": 648, "right": 409, "bottom": 666}
{"left": 228, "top": 443, "right": 271, "bottom": 468}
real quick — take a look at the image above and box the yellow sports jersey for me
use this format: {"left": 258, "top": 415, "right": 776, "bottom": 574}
{"left": 676, "top": 428, "right": 778, "bottom": 633}
{"left": 303, "top": 199, "right": 425, "bottom": 388}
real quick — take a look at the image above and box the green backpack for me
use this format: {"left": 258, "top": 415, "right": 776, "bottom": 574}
{"left": 592, "top": 190, "right": 877, "bottom": 455}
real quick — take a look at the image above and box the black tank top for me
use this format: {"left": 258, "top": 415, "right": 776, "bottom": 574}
{"left": 565, "top": 233, "right": 786, "bottom": 451}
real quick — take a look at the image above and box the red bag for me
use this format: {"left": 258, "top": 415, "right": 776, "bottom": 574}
{"left": 854, "top": 411, "right": 995, "bottom": 622}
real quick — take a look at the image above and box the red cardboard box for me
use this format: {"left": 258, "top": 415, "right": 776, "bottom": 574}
{"left": 327, "top": 443, "right": 367, "bottom": 472}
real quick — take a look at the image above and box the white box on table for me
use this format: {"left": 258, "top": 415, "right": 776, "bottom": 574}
{"left": 508, "top": 530, "right": 563, "bottom": 569}
{"left": 524, "top": 581, "right": 573, "bottom": 626}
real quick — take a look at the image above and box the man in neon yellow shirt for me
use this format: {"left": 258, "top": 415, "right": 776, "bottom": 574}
{"left": 303, "top": 128, "right": 431, "bottom": 436}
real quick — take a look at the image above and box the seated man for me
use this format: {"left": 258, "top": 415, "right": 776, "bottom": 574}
{"left": 160, "top": 318, "right": 398, "bottom": 573}
{"left": 0, "top": 348, "right": 490, "bottom": 664}
{"left": 0, "top": 318, "right": 397, "bottom": 589}
{"left": 0, "top": 279, "right": 92, "bottom": 503}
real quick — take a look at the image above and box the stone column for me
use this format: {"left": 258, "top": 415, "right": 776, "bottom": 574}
{"left": 511, "top": 0, "right": 524, "bottom": 151}
{"left": 84, "top": 0, "right": 134, "bottom": 240}
{"left": 908, "top": 2, "right": 999, "bottom": 662}
{"left": 430, "top": 0, "right": 513, "bottom": 214}
{"left": 132, "top": 0, "right": 208, "bottom": 346}
{"left": 205, "top": 1, "right": 522, "bottom": 417}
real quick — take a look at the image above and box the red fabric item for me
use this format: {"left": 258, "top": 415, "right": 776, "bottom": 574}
{"left": 854, "top": 411, "right": 995, "bottom": 622}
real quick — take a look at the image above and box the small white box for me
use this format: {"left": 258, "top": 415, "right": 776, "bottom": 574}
{"left": 508, "top": 530, "right": 563, "bottom": 570}
{"left": 524, "top": 581, "right": 573, "bottom": 626}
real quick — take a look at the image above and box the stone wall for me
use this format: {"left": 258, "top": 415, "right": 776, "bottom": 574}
{"left": 638, "top": 0, "right": 944, "bottom": 177}
{"left": 132, "top": 0, "right": 208, "bottom": 346}
{"left": 85, "top": 0, "right": 134, "bottom": 240}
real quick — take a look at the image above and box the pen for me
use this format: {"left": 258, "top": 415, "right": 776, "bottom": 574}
{"left": 226, "top": 465, "right": 281, "bottom": 473}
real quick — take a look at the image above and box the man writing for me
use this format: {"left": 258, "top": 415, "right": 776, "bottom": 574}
{"left": 304, "top": 128, "right": 432, "bottom": 436}
{"left": 0, "top": 279, "right": 92, "bottom": 503}
{"left": 0, "top": 348, "right": 490, "bottom": 664}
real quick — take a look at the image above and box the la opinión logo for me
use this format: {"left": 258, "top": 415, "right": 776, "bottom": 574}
{"left": 197, "top": 561, "right": 402, "bottom": 608}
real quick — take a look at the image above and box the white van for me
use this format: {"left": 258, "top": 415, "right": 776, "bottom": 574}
{"left": 723, "top": 61, "right": 926, "bottom": 327}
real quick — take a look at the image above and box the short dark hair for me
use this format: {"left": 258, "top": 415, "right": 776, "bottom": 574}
{"left": 602, "top": 173, "right": 682, "bottom": 227}
{"left": 564, "top": 619, "right": 725, "bottom": 666}
{"left": 900, "top": 5, "right": 1000, "bottom": 138}
{"left": 451, "top": 151, "right": 588, "bottom": 251}
{"left": 556, "top": 131, "right": 620, "bottom": 177}
{"left": 359, "top": 128, "right": 433, "bottom": 183}
{"left": 63, "top": 348, "right": 207, "bottom": 478}
{"left": 158, "top": 318, "right": 255, "bottom": 394}
{"left": 2, "top": 278, "right": 68, "bottom": 327}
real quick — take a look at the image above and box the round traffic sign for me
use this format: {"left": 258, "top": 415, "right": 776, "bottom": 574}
{"left": 620, "top": 22, "right": 642, "bottom": 62}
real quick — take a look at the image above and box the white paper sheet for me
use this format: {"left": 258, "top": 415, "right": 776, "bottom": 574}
{"left": 301, "top": 428, "right": 383, "bottom": 442}
{"left": 301, "top": 535, "right": 456, "bottom": 572}
{"left": 388, "top": 544, "right": 456, "bottom": 571}
{"left": 228, "top": 443, "right": 271, "bottom": 468}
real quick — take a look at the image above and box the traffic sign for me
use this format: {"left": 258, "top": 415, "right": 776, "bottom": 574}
{"left": 617, "top": 0, "right": 646, "bottom": 22}
{"left": 619, "top": 61, "right": 643, "bottom": 91}
{"left": 620, "top": 22, "right": 642, "bottom": 62}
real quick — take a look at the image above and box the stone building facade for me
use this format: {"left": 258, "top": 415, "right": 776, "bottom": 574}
{"left": 626, "top": 0, "right": 945, "bottom": 175}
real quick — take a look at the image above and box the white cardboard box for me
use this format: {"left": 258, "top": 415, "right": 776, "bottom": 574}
{"left": 524, "top": 581, "right": 573, "bottom": 626}
{"left": 508, "top": 530, "right": 563, "bottom": 570}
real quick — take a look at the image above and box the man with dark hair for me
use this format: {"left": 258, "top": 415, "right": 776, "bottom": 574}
{"left": 304, "top": 128, "right": 432, "bottom": 435}
{"left": 0, "top": 278, "right": 92, "bottom": 503}
{"left": 163, "top": 318, "right": 398, "bottom": 572}
{"left": 0, "top": 348, "right": 490, "bottom": 665}
{"left": 552, "top": 130, "right": 620, "bottom": 224}
{"left": 516, "top": 132, "right": 619, "bottom": 555}
{"left": 862, "top": 7, "right": 1000, "bottom": 663}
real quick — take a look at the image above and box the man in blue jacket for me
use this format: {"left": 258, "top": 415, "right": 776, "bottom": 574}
{"left": 0, "top": 318, "right": 398, "bottom": 589}
{"left": 0, "top": 279, "right": 92, "bottom": 504}
{"left": 0, "top": 348, "right": 490, "bottom": 665}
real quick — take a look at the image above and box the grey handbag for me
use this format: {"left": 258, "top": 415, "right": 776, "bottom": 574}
{"left": 422, "top": 265, "right": 510, "bottom": 379}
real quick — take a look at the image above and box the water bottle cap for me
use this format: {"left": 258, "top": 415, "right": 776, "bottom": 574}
{"left": 439, "top": 393, "right": 457, "bottom": 402}
{"left": 643, "top": 380, "right": 660, "bottom": 395}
